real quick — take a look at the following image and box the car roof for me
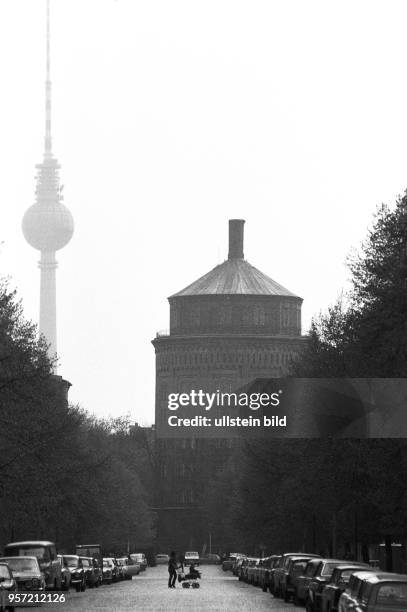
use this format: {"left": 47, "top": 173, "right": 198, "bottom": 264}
{"left": 333, "top": 564, "right": 370, "bottom": 571}
{"left": 364, "top": 573, "right": 407, "bottom": 584}
{"left": 0, "top": 556, "right": 38, "bottom": 560}
{"left": 350, "top": 570, "right": 378, "bottom": 579}
{"left": 284, "top": 552, "right": 321, "bottom": 558}
{"left": 6, "top": 541, "right": 54, "bottom": 547}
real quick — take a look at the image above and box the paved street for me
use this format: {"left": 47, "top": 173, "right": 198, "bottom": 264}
{"left": 39, "top": 565, "right": 297, "bottom": 611}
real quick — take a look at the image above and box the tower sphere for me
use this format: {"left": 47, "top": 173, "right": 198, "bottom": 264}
{"left": 22, "top": 202, "right": 74, "bottom": 252}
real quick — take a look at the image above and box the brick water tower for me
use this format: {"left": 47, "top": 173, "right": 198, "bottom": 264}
{"left": 152, "top": 219, "right": 306, "bottom": 550}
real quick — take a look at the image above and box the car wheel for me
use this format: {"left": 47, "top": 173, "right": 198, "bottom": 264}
{"left": 81, "top": 580, "right": 86, "bottom": 592}
{"left": 294, "top": 592, "right": 300, "bottom": 606}
{"left": 284, "top": 589, "right": 291, "bottom": 603}
{"left": 75, "top": 584, "right": 81, "bottom": 593}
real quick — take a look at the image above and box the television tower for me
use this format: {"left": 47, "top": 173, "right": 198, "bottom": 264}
{"left": 22, "top": 0, "right": 74, "bottom": 368}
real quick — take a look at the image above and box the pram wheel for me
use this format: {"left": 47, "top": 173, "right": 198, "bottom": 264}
{"left": 182, "top": 582, "right": 190, "bottom": 588}
{"left": 192, "top": 582, "right": 200, "bottom": 589}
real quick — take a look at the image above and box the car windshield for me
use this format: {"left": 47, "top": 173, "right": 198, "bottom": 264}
{"left": 5, "top": 546, "right": 48, "bottom": 561}
{"left": 322, "top": 563, "right": 340, "bottom": 577}
{"left": 1, "top": 558, "right": 37, "bottom": 572}
{"left": 64, "top": 556, "right": 79, "bottom": 568}
{"left": 0, "top": 566, "right": 10, "bottom": 579}
{"left": 376, "top": 583, "right": 407, "bottom": 605}
{"left": 103, "top": 560, "right": 112, "bottom": 567}
{"left": 339, "top": 570, "right": 356, "bottom": 581}
{"left": 292, "top": 561, "right": 308, "bottom": 572}
{"left": 81, "top": 559, "right": 90, "bottom": 567}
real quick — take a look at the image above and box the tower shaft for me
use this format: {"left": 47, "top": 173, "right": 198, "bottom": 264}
{"left": 39, "top": 251, "right": 57, "bottom": 364}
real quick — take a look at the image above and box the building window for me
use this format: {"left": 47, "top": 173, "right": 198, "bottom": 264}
{"left": 254, "top": 306, "right": 265, "bottom": 326}
{"left": 281, "top": 305, "right": 290, "bottom": 328}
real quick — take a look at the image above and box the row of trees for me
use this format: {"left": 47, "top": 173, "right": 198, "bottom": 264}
{"left": 204, "top": 193, "right": 407, "bottom": 558}
{"left": 0, "top": 279, "right": 155, "bottom": 553}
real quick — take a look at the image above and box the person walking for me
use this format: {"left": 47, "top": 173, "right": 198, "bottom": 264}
{"left": 168, "top": 551, "right": 177, "bottom": 588}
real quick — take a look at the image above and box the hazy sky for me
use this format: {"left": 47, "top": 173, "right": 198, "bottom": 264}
{"left": 1, "top": 0, "right": 407, "bottom": 424}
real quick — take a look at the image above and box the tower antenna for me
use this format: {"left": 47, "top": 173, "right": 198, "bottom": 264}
{"left": 45, "top": 0, "right": 52, "bottom": 156}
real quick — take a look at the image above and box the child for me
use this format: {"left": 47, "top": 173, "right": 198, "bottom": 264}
{"left": 186, "top": 563, "right": 201, "bottom": 580}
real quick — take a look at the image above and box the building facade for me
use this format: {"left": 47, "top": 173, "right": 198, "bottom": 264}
{"left": 152, "top": 219, "right": 307, "bottom": 551}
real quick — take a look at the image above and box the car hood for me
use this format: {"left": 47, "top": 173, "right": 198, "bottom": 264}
{"left": 13, "top": 571, "right": 42, "bottom": 579}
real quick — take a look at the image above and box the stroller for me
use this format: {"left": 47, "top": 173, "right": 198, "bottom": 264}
{"left": 178, "top": 563, "right": 201, "bottom": 589}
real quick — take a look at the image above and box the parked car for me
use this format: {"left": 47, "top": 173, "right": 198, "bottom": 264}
{"left": 247, "top": 559, "right": 261, "bottom": 586}
{"left": 80, "top": 556, "right": 100, "bottom": 588}
{"left": 116, "top": 558, "right": 132, "bottom": 581}
{"left": 102, "top": 558, "right": 114, "bottom": 584}
{"left": 242, "top": 558, "right": 258, "bottom": 583}
{"left": 274, "top": 553, "right": 321, "bottom": 598}
{"left": 62, "top": 555, "right": 86, "bottom": 592}
{"left": 353, "top": 572, "right": 407, "bottom": 612}
{"left": 281, "top": 556, "right": 311, "bottom": 602}
{"left": 57, "top": 555, "right": 71, "bottom": 591}
{"left": 115, "top": 559, "right": 125, "bottom": 581}
{"left": 338, "top": 570, "right": 380, "bottom": 612}
{"left": 104, "top": 557, "right": 120, "bottom": 582}
{"left": 3, "top": 541, "right": 61, "bottom": 590}
{"left": 306, "top": 559, "right": 349, "bottom": 612}
{"left": 295, "top": 558, "right": 326, "bottom": 605}
{"left": 238, "top": 557, "right": 250, "bottom": 582}
{"left": 222, "top": 554, "right": 239, "bottom": 572}
{"left": 0, "top": 560, "right": 17, "bottom": 607}
{"left": 155, "top": 554, "right": 169, "bottom": 565}
{"left": 184, "top": 552, "right": 200, "bottom": 566}
{"left": 130, "top": 553, "right": 147, "bottom": 571}
{"left": 126, "top": 556, "right": 141, "bottom": 577}
{"left": 232, "top": 556, "right": 242, "bottom": 576}
{"left": 321, "top": 564, "right": 371, "bottom": 612}
{"left": 263, "top": 555, "right": 281, "bottom": 593}
{"left": 258, "top": 557, "right": 272, "bottom": 591}
{"left": 0, "top": 556, "right": 45, "bottom": 593}
{"left": 235, "top": 556, "right": 246, "bottom": 579}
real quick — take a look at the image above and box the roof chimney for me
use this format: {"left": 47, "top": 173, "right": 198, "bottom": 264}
{"left": 228, "top": 219, "right": 245, "bottom": 259}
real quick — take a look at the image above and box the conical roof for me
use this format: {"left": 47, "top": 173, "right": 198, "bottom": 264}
{"left": 171, "top": 220, "right": 299, "bottom": 298}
